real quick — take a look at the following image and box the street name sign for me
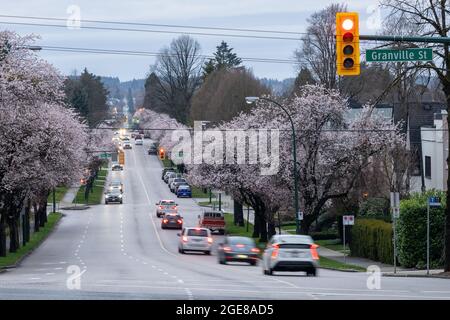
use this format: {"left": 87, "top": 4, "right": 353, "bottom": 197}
{"left": 366, "top": 48, "right": 432, "bottom": 62}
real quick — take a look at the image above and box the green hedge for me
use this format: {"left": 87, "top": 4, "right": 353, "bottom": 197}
{"left": 350, "top": 218, "right": 393, "bottom": 264}
{"left": 397, "top": 191, "right": 446, "bottom": 269}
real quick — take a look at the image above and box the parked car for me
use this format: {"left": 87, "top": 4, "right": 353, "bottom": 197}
{"left": 161, "top": 213, "right": 183, "bottom": 229}
{"left": 111, "top": 163, "right": 123, "bottom": 171}
{"left": 164, "top": 172, "right": 177, "bottom": 184}
{"left": 178, "top": 227, "right": 212, "bottom": 255}
{"left": 148, "top": 145, "right": 157, "bottom": 155}
{"left": 198, "top": 211, "right": 225, "bottom": 234}
{"left": 135, "top": 138, "right": 143, "bottom": 145}
{"left": 217, "top": 236, "right": 260, "bottom": 265}
{"left": 168, "top": 173, "right": 183, "bottom": 186}
{"left": 169, "top": 178, "right": 186, "bottom": 193}
{"left": 176, "top": 185, "right": 192, "bottom": 198}
{"left": 104, "top": 189, "right": 123, "bottom": 204}
{"left": 261, "top": 235, "right": 319, "bottom": 276}
{"left": 161, "top": 167, "right": 176, "bottom": 180}
{"left": 155, "top": 199, "right": 178, "bottom": 218}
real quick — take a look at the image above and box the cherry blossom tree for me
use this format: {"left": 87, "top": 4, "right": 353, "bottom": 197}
{"left": 0, "top": 31, "right": 87, "bottom": 255}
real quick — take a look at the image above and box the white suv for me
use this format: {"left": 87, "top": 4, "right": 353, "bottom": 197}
{"left": 262, "top": 235, "right": 319, "bottom": 276}
{"left": 178, "top": 227, "right": 213, "bottom": 255}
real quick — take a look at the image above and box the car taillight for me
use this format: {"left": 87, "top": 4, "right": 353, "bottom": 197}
{"left": 251, "top": 248, "right": 260, "bottom": 253}
{"left": 310, "top": 244, "right": 320, "bottom": 260}
{"left": 272, "top": 244, "right": 279, "bottom": 249}
{"left": 182, "top": 236, "right": 188, "bottom": 242}
{"left": 223, "top": 246, "right": 232, "bottom": 252}
{"left": 271, "top": 249, "right": 279, "bottom": 259}
{"left": 163, "top": 219, "right": 168, "bottom": 223}
{"left": 171, "top": 206, "right": 177, "bottom": 209}
{"left": 177, "top": 219, "right": 182, "bottom": 224}
{"left": 159, "top": 206, "right": 164, "bottom": 209}
{"left": 207, "top": 237, "right": 213, "bottom": 244}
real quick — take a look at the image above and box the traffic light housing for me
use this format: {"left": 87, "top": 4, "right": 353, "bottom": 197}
{"left": 159, "top": 148, "right": 165, "bottom": 160}
{"left": 118, "top": 150, "right": 125, "bottom": 165}
{"left": 336, "top": 12, "right": 360, "bottom": 76}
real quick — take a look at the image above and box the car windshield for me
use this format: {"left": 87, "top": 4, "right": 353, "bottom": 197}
{"left": 228, "top": 237, "right": 255, "bottom": 245}
{"left": 109, "top": 190, "right": 121, "bottom": 195}
{"left": 161, "top": 201, "right": 175, "bottom": 205}
{"left": 187, "top": 229, "right": 208, "bottom": 237}
{"left": 174, "top": 179, "right": 185, "bottom": 183}
{"left": 178, "top": 186, "right": 190, "bottom": 190}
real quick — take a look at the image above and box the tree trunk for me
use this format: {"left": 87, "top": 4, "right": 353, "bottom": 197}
{"left": 259, "top": 214, "right": 268, "bottom": 243}
{"left": 24, "top": 199, "right": 31, "bottom": 243}
{"left": 39, "top": 193, "right": 48, "bottom": 227}
{"left": 8, "top": 216, "right": 19, "bottom": 253}
{"left": 233, "top": 200, "right": 244, "bottom": 226}
{"left": 33, "top": 202, "right": 40, "bottom": 232}
{"left": 252, "top": 211, "right": 260, "bottom": 238}
{"left": 268, "top": 221, "right": 276, "bottom": 239}
{"left": 0, "top": 213, "right": 6, "bottom": 257}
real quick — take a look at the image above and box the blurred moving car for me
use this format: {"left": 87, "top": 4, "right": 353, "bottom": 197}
{"left": 111, "top": 163, "right": 123, "bottom": 171}
{"left": 176, "top": 185, "right": 192, "bottom": 198}
{"left": 155, "top": 199, "right": 178, "bottom": 218}
{"left": 108, "top": 180, "right": 123, "bottom": 193}
{"left": 261, "top": 235, "right": 319, "bottom": 276}
{"left": 217, "top": 236, "right": 260, "bottom": 265}
{"left": 198, "top": 211, "right": 225, "bottom": 234}
{"left": 169, "top": 178, "right": 187, "bottom": 193}
{"left": 123, "top": 141, "right": 132, "bottom": 149}
{"left": 105, "top": 189, "right": 123, "bottom": 204}
{"left": 148, "top": 144, "right": 157, "bottom": 155}
{"left": 135, "top": 138, "right": 143, "bottom": 145}
{"left": 178, "top": 227, "right": 212, "bottom": 255}
{"left": 161, "top": 167, "right": 176, "bottom": 180}
{"left": 161, "top": 213, "right": 183, "bottom": 229}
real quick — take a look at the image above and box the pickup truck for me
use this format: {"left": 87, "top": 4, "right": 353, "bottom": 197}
{"left": 198, "top": 211, "right": 225, "bottom": 234}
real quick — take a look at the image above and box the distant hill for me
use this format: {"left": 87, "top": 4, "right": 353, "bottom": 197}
{"left": 259, "top": 77, "right": 295, "bottom": 96}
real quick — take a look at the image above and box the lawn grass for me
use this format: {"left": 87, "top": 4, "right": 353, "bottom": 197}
{"left": 318, "top": 256, "right": 365, "bottom": 272}
{"left": 191, "top": 186, "right": 215, "bottom": 199}
{"left": 161, "top": 158, "right": 175, "bottom": 168}
{"left": 0, "top": 212, "right": 62, "bottom": 268}
{"left": 198, "top": 200, "right": 220, "bottom": 207}
{"left": 316, "top": 239, "right": 350, "bottom": 254}
{"left": 47, "top": 186, "right": 69, "bottom": 203}
{"left": 73, "top": 168, "right": 108, "bottom": 205}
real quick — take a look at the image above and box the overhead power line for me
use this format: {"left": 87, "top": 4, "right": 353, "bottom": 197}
{"left": 0, "top": 14, "right": 309, "bottom": 36}
{"left": 37, "top": 45, "right": 299, "bottom": 64}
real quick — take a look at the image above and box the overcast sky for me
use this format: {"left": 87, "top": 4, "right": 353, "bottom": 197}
{"left": 1, "top": 0, "right": 382, "bottom": 81}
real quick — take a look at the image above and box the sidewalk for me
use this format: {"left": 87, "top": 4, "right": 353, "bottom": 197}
{"left": 59, "top": 185, "right": 87, "bottom": 210}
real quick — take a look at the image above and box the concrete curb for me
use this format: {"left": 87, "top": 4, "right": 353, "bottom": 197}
{"left": 383, "top": 273, "right": 450, "bottom": 279}
{"left": 0, "top": 213, "right": 63, "bottom": 271}
{"left": 318, "top": 266, "right": 361, "bottom": 273}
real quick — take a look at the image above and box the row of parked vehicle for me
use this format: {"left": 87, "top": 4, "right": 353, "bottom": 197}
{"left": 161, "top": 167, "right": 192, "bottom": 198}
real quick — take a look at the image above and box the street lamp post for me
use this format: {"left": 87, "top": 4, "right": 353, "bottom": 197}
{"left": 245, "top": 96, "right": 301, "bottom": 234}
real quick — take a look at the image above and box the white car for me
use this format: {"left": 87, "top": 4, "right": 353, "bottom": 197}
{"left": 135, "top": 138, "right": 143, "bottom": 145}
{"left": 261, "top": 235, "right": 319, "bottom": 276}
{"left": 178, "top": 227, "right": 212, "bottom": 255}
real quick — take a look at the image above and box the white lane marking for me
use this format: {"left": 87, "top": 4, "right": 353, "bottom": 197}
{"left": 30, "top": 278, "right": 41, "bottom": 280}
{"left": 45, "top": 273, "right": 55, "bottom": 276}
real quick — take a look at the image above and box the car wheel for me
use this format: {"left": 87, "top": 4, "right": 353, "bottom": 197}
{"left": 204, "top": 251, "right": 211, "bottom": 255}
{"left": 250, "top": 260, "right": 257, "bottom": 266}
{"left": 267, "top": 268, "right": 273, "bottom": 276}
{"left": 307, "top": 268, "right": 317, "bottom": 277}
{"left": 105, "top": 201, "right": 108, "bottom": 204}
{"left": 180, "top": 249, "right": 185, "bottom": 254}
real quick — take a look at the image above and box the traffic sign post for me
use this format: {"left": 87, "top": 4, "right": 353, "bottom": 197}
{"left": 427, "top": 196, "right": 441, "bottom": 275}
{"left": 342, "top": 215, "right": 354, "bottom": 264}
{"left": 390, "top": 192, "right": 400, "bottom": 274}
{"left": 366, "top": 48, "right": 433, "bottom": 62}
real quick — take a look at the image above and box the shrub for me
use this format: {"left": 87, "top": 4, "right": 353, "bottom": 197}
{"left": 350, "top": 218, "right": 393, "bottom": 264}
{"left": 397, "top": 191, "right": 445, "bottom": 269}
{"left": 310, "top": 231, "right": 339, "bottom": 241}
{"left": 359, "top": 197, "right": 390, "bottom": 220}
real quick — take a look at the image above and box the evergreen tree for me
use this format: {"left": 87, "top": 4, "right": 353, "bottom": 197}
{"left": 127, "top": 87, "right": 135, "bottom": 115}
{"left": 202, "top": 41, "right": 242, "bottom": 78}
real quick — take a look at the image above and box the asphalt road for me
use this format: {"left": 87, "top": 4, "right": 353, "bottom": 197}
{"left": 1, "top": 139, "right": 450, "bottom": 300}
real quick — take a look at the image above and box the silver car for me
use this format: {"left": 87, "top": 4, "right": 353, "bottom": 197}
{"left": 178, "top": 227, "right": 212, "bottom": 255}
{"left": 261, "top": 235, "right": 319, "bottom": 276}
{"left": 155, "top": 199, "right": 178, "bottom": 218}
